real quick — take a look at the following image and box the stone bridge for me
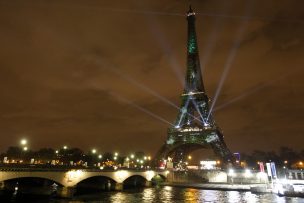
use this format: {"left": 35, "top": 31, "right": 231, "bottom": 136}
{"left": 0, "top": 168, "right": 168, "bottom": 197}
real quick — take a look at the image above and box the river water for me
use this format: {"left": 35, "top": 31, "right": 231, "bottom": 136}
{"left": 7, "top": 186, "right": 304, "bottom": 203}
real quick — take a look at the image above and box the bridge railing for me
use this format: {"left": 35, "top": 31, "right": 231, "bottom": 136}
{"left": 0, "top": 164, "right": 166, "bottom": 172}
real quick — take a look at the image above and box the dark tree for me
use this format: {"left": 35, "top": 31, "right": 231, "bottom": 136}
{"left": 279, "top": 146, "right": 299, "bottom": 166}
{"left": 5, "top": 146, "right": 22, "bottom": 159}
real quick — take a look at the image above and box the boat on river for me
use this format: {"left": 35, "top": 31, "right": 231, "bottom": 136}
{"left": 273, "top": 170, "right": 304, "bottom": 198}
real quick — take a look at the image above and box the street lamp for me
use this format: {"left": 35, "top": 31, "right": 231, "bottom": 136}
{"left": 20, "top": 139, "right": 27, "bottom": 146}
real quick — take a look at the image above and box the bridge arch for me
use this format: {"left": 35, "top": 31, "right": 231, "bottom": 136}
{"left": 75, "top": 175, "right": 117, "bottom": 194}
{"left": 123, "top": 175, "right": 148, "bottom": 188}
{"left": 151, "top": 173, "right": 166, "bottom": 185}
{"left": 152, "top": 173, "right": 166, "bottom": 180}
{"left": 2, "top": 176, "right": 64, "bottom": 187}
{"left": 0, "top": 172, "right": 67, "bottom": 187}
{"left": 1, "top": 177, "right": 64, "bottom": 197}
{"left": 0, "top": 176, "right": 64, "bottom": 196}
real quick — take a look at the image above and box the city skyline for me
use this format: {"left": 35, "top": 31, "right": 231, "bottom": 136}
{"left": 0, "top": 0, "right": 303, "bottom": 155}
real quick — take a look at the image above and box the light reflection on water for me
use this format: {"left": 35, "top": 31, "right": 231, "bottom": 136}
{"left": 200, "top": 190, "right": 225, "bottom": 202}
{"left": 6, "top": 186, "right": 304, "bottom": 203}
{"left": 159, "top": 186, "right": 173, "bottom": 202}
{"left": 142, "top": 188, "right": 156, "bottom": 202}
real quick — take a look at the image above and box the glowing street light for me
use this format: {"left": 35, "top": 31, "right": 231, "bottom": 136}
{"left": 20, "top": 139, "right": 27, "bottom": 145}
{"left": 228, "top": 169, "right": 235, "bottom": 176}
{"left": 244, "top": 169, "right": 252, "bottom": 178}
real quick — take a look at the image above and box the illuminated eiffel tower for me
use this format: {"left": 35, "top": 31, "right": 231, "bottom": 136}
{"left": 155, "top": 7, "right": 234, "bottom": 166}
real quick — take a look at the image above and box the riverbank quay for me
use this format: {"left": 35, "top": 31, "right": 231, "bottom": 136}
{"left": 162, "top": 182, "right": 271, "bottom": 192}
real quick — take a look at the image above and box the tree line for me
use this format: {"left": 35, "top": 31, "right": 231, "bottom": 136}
{"left": 241, "top": 146, "right": 304, "bottom": 168}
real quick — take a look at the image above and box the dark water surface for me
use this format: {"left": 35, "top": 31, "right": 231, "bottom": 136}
{"left": 7, "top": 186, "right": 304, "bottom": 203}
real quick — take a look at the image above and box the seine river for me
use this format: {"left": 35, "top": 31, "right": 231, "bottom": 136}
{"left": 6, "top": 186, "right": 304, "bottom": 203}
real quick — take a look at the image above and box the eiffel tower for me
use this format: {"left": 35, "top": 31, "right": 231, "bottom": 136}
{"left": 155, "top": 7, "right": 234, "bottom": 166}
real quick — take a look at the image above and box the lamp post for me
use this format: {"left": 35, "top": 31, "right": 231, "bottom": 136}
{"left": 20, "top": 139, "right": 27, "bottom": 146}
{"left": 20, "top": 139, "right": 28, "bottom": 164}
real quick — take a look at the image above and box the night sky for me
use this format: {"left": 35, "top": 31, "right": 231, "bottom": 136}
{"left": 0, "top": 0, "right": 303, "bottom": 156}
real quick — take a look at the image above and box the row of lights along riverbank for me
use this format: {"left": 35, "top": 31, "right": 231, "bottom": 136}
{"left": 2, "top": 139, "right": 304, "bottom": 172}
{"left": 1, "top": 139, "right": 153, "bottom": 169}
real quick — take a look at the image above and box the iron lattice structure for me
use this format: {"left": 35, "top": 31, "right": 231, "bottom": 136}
{"left": 155, "top": 7, "right": 234, "bottom": 166}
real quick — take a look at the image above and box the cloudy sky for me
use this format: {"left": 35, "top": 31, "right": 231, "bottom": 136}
{"left": 0, "top": 0, "right": 303, "bottom": 156}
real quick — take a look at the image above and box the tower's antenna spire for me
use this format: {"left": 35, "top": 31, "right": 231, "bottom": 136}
{"left": 187, "top": 4, "right": 195, "bottom": 17}
{"left": 185, "top": 5, "right": 203, "bottom": 92}
{"left": 189, "top": 5, "right": 193, "bottom": 12}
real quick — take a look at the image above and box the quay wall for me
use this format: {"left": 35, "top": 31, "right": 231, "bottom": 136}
{"left": 167, "top": 170, "right": 269, "bottom": 184}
